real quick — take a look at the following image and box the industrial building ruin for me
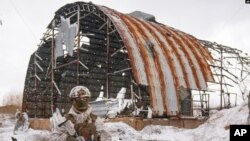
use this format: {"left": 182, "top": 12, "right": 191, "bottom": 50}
{"left": 22, "top": 2, "right": 250, "bottom": 119}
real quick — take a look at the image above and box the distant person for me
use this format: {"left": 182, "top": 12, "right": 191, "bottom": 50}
{"left": 13, "top": 109, "right": 29, "bottom": 134}
{"left": 50, "top": 86, "right": 99, "bottom": 141}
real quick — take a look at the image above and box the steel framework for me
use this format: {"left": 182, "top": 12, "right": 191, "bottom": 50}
{"left": 22, "top": 2, "right": 250, "bottom": 118}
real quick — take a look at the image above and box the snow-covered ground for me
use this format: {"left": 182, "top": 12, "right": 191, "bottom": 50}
{"left": 0, "top": 114, "right": 50, "bottom": 141}
{"left": 102, "top": 102, "right": 248, "bottom": 141}
{"left": 0, "top": 102, "right": 249, "bottom": 141}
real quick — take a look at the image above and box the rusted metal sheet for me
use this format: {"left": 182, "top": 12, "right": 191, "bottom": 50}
{"left": 98, "top": 6, "right": 214, "bottom": 116}
{"left": 98, "top": 6, "right": 148, "bottom": 86}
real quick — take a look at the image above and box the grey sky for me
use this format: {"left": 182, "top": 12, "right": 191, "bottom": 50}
{"left": 0, "top": 0, "right": 249, "bottom": 105}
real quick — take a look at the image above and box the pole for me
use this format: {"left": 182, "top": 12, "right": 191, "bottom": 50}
{"left": 76, "top": 5, "right": 80, "bottom": 85}
{"left": 34, "top": 53, "right": 37, "bottom": 118}
{"left": 106, "top": 20, "right": 110, "bottom": 98}
{"left": 220, "top": 46, "right": 223, "bottom": 109}
{"left": 51, "top": 19, "right": 55, "bottom": 114}
{"left": 131, "top": 84, "right": 134, "bottom": 113}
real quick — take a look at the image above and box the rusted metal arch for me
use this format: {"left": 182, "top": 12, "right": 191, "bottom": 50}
{"left": 97, "top": 5, "right": 214, "bottom": 116}
{"left": 23, "top": 2, "right": 215, "bottom": 117}
{"left": 60, "top": 2, "right": 214, "bottom": 116}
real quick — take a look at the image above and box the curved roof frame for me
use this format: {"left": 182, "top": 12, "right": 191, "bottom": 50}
{"left": 52, "top": 2, "right": 214, "bottom": 116}
{"left": 25, "top": 2, "right": 215, "bottom": 117}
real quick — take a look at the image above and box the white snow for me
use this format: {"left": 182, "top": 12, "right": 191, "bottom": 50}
{"left": 0, "top": 102, "right": 249, "bottom": 141}
{"left": 0, "top": 114, "right": 50, "bottom": 141}
{"left": 102, "top": 103, "right": 248, "bottom": 141}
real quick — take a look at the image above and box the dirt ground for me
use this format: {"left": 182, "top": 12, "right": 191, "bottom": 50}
{"left": 0, "top": 105, "right": 21, "bottom": 114}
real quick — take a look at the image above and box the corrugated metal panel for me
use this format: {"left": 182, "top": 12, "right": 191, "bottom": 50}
{"left": 119, "top": 13, "right": 165, "bottom": 115}
{"left": 98, "top": 6, "right": 214, "bottom": 116}
{"left": 160, "top": 26, "right": 206, "bottom": 90}
{"left": 124, "top": 15, "right": 179, "bottom": 116}
{"left": 98, "top": 6, "right": 149, "bottom": 86}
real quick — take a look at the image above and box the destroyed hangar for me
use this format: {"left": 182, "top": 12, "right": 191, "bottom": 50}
{"left": 22, "top": 2, "right": 250, "bottom": 119}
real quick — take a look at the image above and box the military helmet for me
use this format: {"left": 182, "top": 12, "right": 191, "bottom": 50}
{"left": 69, "top": 86, "right": 91, "bottom": 98}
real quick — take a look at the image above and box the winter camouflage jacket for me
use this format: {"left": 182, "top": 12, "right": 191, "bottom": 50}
{"left": 50, "top": 106, "right": 98, "bottom": 141}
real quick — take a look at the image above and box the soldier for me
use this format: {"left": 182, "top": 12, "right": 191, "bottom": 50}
{"left": 51, "top": 86, "right": 99, "bottom": 141}
{"left": 13, "top": 109, "right": 29, "bottom": 134}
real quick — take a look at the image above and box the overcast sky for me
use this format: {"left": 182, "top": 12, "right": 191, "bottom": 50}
{"left": 0, "top": 0, "right": 249, "bottom": 105}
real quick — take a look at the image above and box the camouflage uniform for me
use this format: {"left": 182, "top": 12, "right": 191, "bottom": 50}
{"left": 50, "top": 86, "right": 99, "bottom": 141}
{"left": 13, "top": 111, "right": 29, "bottom": 134}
